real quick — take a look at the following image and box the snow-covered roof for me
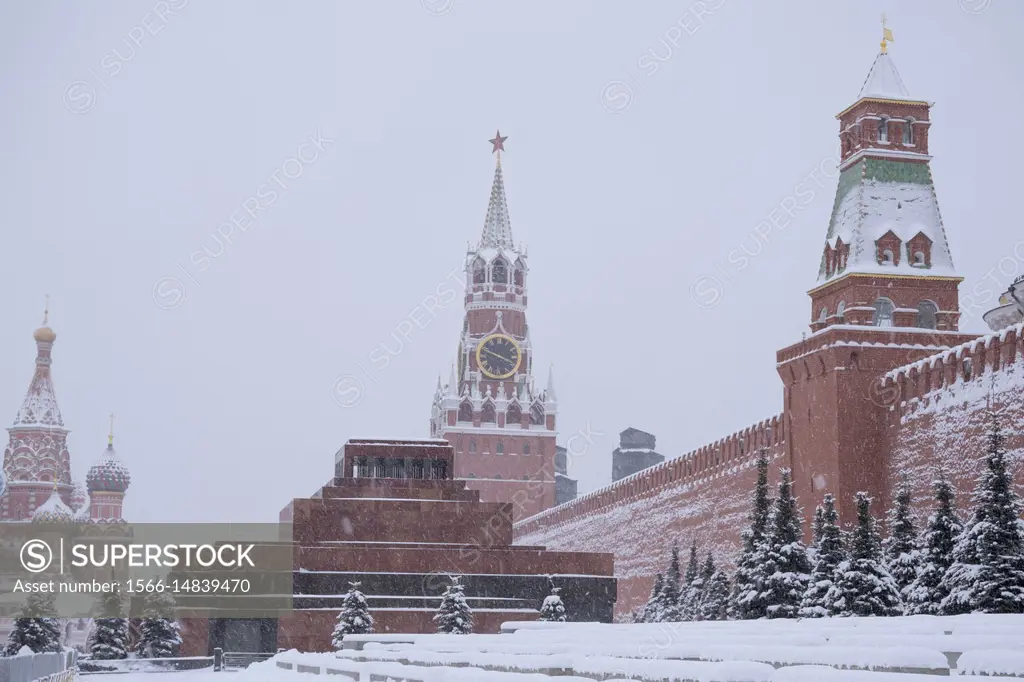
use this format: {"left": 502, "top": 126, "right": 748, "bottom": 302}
{"left": 817, "top": 157, "right": 957, "bottom": 283}
{"left": 31, "top": 485, "right": 74, "bottom": 524}
{"left": 857, "top": 51, "right": 918, "bottom": 102}
{"left": 12, "top": 359, "right": 64, "bottom": 430}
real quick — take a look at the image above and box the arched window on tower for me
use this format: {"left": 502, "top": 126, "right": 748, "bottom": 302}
{"left": 881, "top": 248, "right": 894, "bottom": 265}
{"left": 879, "top": 116, "right": 890, "bottom": 142}
{"left": 469, "top": 438, "right": 477, "bottom": 453}
{"left": 872, "top": 298, "right": 895, "bottom": 328}
{"left": 522, "top": 441, "right": 530, "bottom": 455}
{"left": 917, "top": 301, "right": 938, "bottom": 329}
{"left": 818, "top": 307, "right": 828, "bottom": 323}
{"left": 496, "top": 441, "right": 504, "bottom": 455}
{"left": 530, "top": 402, "right": 545, "bottom": 426}
{"left": 491, "top": 258, "right": 508, "bottom": 284}
{"left": 514, "top": 260, "right": 525, "bottom": 287}
{"left": 458, "top": 400, "right": 473, "bottom": 423}
{"left": 903, "top": 118, "right": 914, "bottom": 145}
{"left": 472, "top": 258, "right": 486, "bottom": 284}
{"left": 837, "top": 301, "right": 846, "bottom": 322}
{"left": 481, "top": 401, "right": 496, "bottom": 423}
{"left": 506, "top": 402, "right": 522, "bottom": 427}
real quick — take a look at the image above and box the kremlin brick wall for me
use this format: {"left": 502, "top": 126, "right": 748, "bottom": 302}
{"left": 514, "top": 323, "right": 1024, "bottom": 621}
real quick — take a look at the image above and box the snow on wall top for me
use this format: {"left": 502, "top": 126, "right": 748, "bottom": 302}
{"left": 514, "top": 414, "right": 783, "bottom": 536}
{"left": 817, "top": 158, "right": 957, "bottom": 283}
{"left": 857, "top": 51, "right": 918, "bottom": 102}
{"left": 883, "top": 320, "right": 1024, "bottom": 384}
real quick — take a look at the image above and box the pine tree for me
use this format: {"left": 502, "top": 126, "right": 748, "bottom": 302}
{"left": 825, "top": 492, "right": 902, "bottom": 617}
{"left": 700, "top": 569, "right": 731, "bottom": 621}
{"left": 761, "top": 468, "right": 811, "bottom": 619}
{"left": 433, "top": 576, "right": 473, "bottom": 634}
{"left": 538, "top": 587, "right": 567, "bottom": 622}
{"left": 883, "top": 475, "right": 921, "bottom": 599}
{"left": 685, "top": 552, "right": 715, "bottom": 620}
{"left": 905, "top": 472, "right": 962, "bottom": 615}
{"left": 679, "top": 540, "right": 702, "bottom": 620}
{"left": 657, "top": 545, "right": 683, "bottom": 621}
{"left": 730, "top": 448, "right": 772, "bottom": 619}
{"left": 940, "top": 410, "right": 1024, "bottom": 614}
{"left": 638, "top": 573, "right": 664, "bottom": 623}
{"left": 332, "top": 582, "right": 374, "bottom": 649}
{"left": 91, "top": 590, "right": 129, "bottom": 660}
{"left": 3, "top": 592, "right": 62, "bottom": 655}
{"left": 137, "top": 592, "right": 181, "bottom": 658}
{"left": 799, "top": 493, "right": 846, "bottom": 618}
{"left": 812, "top": 505, "right": 826, "bottom": 546}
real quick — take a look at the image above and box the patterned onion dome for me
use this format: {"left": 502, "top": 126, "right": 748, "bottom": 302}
{"left": 70, "top": 481, "right": 89, "bottom": 513}
{"left": 32, "top": 484, "right": 75, "bottom": 525}
{"left": 86, "top": 443, "right": 131, "bottom": 494}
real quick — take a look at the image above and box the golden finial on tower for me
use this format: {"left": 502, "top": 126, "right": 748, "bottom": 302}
{"left": 42, "top": 294, "right": 50, "bottom": 326}
{"left": 880, "top": 13, "right": 894, "bottom": 54}
{"left": 108, "top": 413, "right": 115, "bottom": 446}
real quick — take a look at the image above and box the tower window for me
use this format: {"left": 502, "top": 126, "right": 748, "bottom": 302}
{"left": 530, "top": 403, "right": 544, "bottom": 425}
{"left": 507, "top": 403, "right": 522, "bottom": 426}
{"left": 522, "top": 442, "right": 530, "bottom": 455}
{"left": 917, "top": 301, "right": 938, "bottom": 329}
{"left": 491, "top": 258, "right": 508, "bottom": 284}
{"left": 458, "top": 400, "right": 473, "bottom": 423}
{"left": 872, "top": 298, "right": 895, "bottom": 328}
{"left": 818, "top": 307, "right": 828, "bottom": 323}
{"left": 837, "top": 300, "right": 846, "bottom": 321}
{"left": 879, "top": 117, "right": 889, "bottom": 143}
{"left": 469, "top": 439, "right": 476, "bottom": 454}
{"left": 514, "top": 260, "right": 525, "bottom": 287}
{"left": 472, "top": 258, "right": 486, "bottom": 284}
{"left": 496, "top": 441, "right": 504, "bottom": 455}
{"left": 903, "top": 119, "right": 914, "bottom": 144}
{"left": 881, "top": 249, "right": 894, "bottom": 264}
{"left": 481, "top": 401, "right": 496, "bottom": 423}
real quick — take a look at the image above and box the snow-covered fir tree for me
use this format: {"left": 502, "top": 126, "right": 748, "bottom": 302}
{"left": 539, "top": 586, "right": 567, "bottom": 622}
{"left": 799, "top": 493, "right": 845, "bottom": 618}
{"left": 433, "top": 576, "right": 473, "bottom": 634}
{"left": 905, "top": 471, "right": 962, "bottom": 615}
{"left": 3, "top": 592, "right": 62, "bottom": 655}
{"left": 812, "top": 504, "right": 826, "bottom": 546}
{"left": 762, "top": 468, "right": 811, "bottom": 619}
{"left": 137, "top": 592, "right": 181, "bottom": 658}
{"left": 638, "top": 573, "right": 664, "bottom": 623}
{"left": 656, "top": 545, "right": 683, "bottom": 621}
{"left": 680, "top": 540, "right": 702, "bottom": 620}
{"left": 686, "top": 552, "right": 715, "bottom": 621}
{"left": 825, "top": 492, "right": 902, "bottom": 617}
{"left": 700, "top": 567, "right": 731, "bottom": 621}
{"left": 940, "top": 410, "right": 1024, "bottom": 614}
{"left": 730, "top": 448, "right": 772, "bottom": 619}
{"left": 331, "top": 582, "right": 373, "bottom": 649}
{"left": 91, "top": 590, "right": 129, "bottom": 660}
{"left": 883, "top": 474, "right": 921, "bottom": 599}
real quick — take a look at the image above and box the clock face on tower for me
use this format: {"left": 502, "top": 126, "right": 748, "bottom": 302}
{"left": 476, "top": 334, "right": 522, "bottom": 379}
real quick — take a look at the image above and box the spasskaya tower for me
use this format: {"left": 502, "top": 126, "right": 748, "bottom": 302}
{"left": 430, "top": 132, "right": 558, "bottom": 520}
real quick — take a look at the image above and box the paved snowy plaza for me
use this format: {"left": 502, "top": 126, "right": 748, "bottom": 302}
{"left": 167, "top": 615, "right": 1024, "bottom": 681}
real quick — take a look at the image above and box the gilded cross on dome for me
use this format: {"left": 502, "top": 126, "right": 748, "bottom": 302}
{"left": 489, "top": 130, "right": 507, "bottom": 155}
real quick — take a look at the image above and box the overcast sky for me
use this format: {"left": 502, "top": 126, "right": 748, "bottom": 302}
{"left": 0, "top": 1, "right": 1020, "bottom": 522}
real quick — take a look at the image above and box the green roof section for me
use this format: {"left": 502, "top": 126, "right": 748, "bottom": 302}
{"left": 863, "top": 157, "right": 932, "bottom": 184}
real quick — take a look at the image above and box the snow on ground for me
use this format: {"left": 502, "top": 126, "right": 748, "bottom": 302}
{"left": 206, "top": 615, "right": 1024, "bottom": 681}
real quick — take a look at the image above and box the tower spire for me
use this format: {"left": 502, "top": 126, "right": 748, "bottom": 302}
{"left": 108, "top": 413, "right": 115, "bottom": 446}
{"left": 480, "top": 130, "right": 513, "bottom": 250}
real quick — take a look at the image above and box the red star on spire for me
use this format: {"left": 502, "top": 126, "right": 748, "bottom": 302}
{"left": 489, "top": 130, "right": 507, "bottom": 155}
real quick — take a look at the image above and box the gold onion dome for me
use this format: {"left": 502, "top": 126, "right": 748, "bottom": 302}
{"left": 33, "top": 326, "right": 56, "bottom": 343}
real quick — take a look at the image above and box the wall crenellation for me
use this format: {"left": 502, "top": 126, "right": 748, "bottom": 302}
{"left": 880, "top": 321, "right": 1023, "bottom": 418}
{"left": 513, "top": 415, "right": 784, "bottom": 536}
